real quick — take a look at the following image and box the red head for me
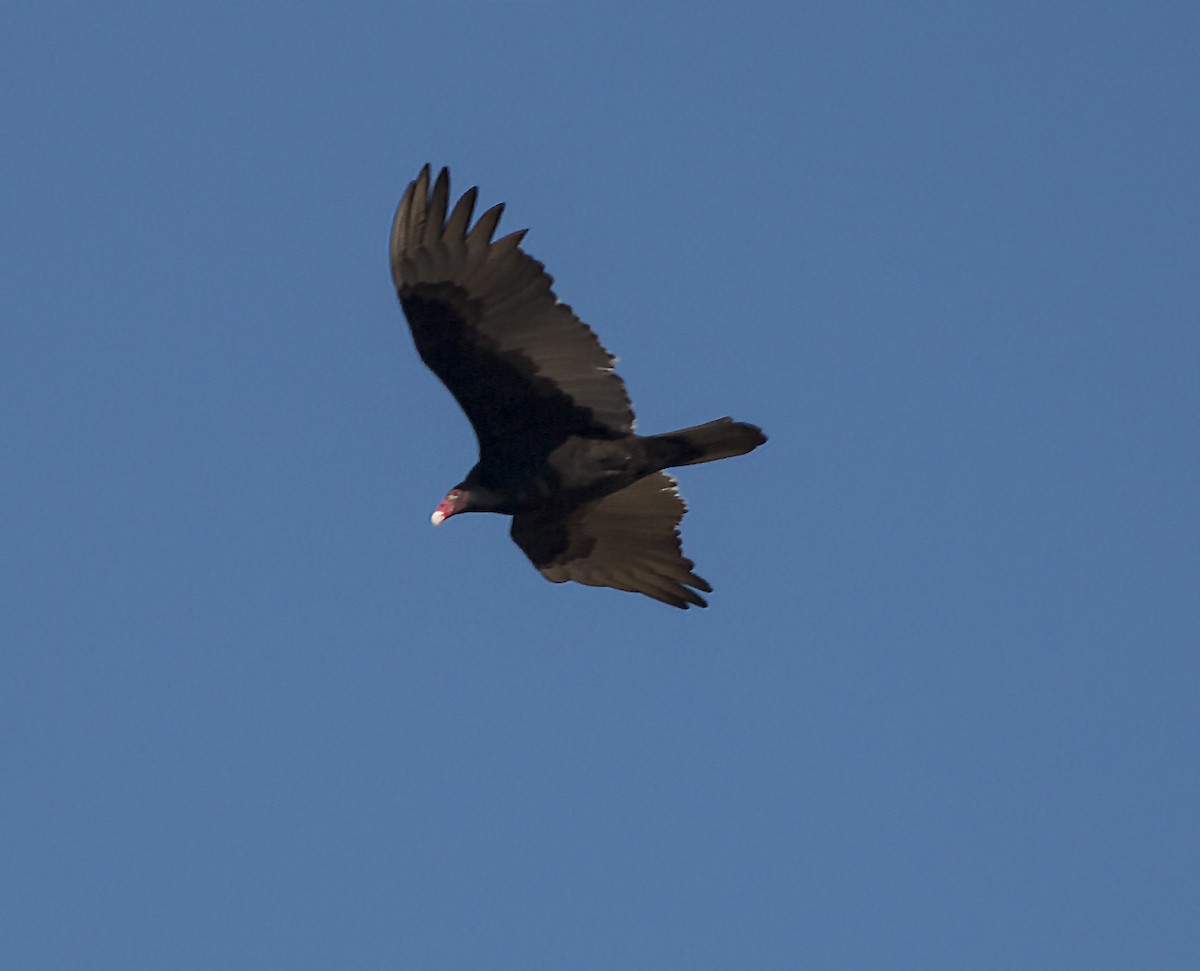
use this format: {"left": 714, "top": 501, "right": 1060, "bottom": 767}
{"left": 430, "top": 488, "right": 468, "bottom": 526}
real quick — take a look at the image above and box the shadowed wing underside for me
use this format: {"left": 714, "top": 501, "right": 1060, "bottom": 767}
{"left": 390, "top": 166, "right": 634, "bottom": 461}
{"left": 509, "top": 472, "right": 712, "bottom": 609}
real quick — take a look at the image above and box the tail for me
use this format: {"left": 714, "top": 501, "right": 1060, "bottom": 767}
{"left": 648, "top": 417, "right": 767, "bottom": 469}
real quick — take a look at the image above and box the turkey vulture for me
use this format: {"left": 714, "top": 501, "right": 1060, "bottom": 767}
{"left": 390, "top": 165, "right": 766, "bottom": 608}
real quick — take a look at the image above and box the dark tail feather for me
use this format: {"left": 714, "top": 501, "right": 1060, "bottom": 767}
{"left": 648, "top": 417, "right": 767, "bottom": 469}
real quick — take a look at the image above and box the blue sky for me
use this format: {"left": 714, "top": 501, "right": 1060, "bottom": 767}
{"left": 3, "top": 3, "right": 1198, "bottom": 968}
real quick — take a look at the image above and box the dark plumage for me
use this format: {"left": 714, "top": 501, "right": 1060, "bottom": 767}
{"left": 390, "top": 165, "right": 766, "bottom": 608}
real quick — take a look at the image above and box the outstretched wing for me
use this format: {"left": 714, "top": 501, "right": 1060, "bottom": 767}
{"left": 390, "top": 165, "right": 635, "bottom": 464}
{"left": 510, "top": 472, "right": 712, "bottom": 609}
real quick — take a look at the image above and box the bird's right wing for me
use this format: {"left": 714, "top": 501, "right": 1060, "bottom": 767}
{"left": 510, "top": 472, "right": 712, "bottom": 609}
{"left": 390, "top": 166, "right": 635, "bottom": 463}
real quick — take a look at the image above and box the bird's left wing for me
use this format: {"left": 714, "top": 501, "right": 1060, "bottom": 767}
{"left": 390, "top": 166, "right": 635, "bottom": 462}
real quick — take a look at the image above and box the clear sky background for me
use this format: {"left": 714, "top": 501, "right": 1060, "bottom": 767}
{"left": 3, "top": 3, "right": 1198, "bottom": 968}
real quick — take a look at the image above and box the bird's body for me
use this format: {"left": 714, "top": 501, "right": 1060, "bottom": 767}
{"left": 390, "top": 165, "right": 766, "bottom": 608}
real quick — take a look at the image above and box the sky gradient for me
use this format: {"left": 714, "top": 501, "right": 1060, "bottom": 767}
{"left": 3, "top": 3, "right": 1198, "bottom": 968}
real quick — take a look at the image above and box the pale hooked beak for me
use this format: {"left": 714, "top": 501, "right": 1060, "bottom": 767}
{"left": 432, "top": 493, "right": 457, "bottom": 526}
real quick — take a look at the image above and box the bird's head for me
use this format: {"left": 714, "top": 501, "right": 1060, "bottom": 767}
{"left": 430, "top": 488, "right": 470, "bottom": 526}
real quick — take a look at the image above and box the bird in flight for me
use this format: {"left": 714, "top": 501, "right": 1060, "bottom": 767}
{"left": 390, "top": 165, "right": 766, "bottom": 608}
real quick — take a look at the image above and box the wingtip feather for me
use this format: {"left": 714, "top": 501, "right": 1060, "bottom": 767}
{"left": 468, "top": 202, "right": 505, "bottom": 249}
{"left": 446, "top": 185, "right": 478, "bottom": 240}
{"left": 425, "top": 167, "right": 451, "bottom": 245}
